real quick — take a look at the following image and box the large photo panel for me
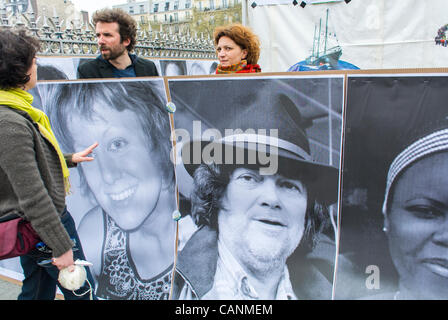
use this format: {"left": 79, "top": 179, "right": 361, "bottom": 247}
{"left": 168, "top": 74, "right": 345, "bottom": 299}
{"left": 335, "top": 74, "right": 448, "bottom": 300}
{"left": 28, "top": 79, "right": 179, "bottom": 300}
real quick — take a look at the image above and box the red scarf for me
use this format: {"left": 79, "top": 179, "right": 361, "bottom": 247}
{"left": 215, "top": 60, "right": 261, "bottom": 74}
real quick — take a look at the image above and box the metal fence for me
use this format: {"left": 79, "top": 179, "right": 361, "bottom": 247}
{"left": 0, "top": 9, "right": 216, "bottom": 59}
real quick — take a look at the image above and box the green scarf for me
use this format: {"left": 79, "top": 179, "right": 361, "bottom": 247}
{"left": 0, "top": 88, "right": 71, "bottom": 194}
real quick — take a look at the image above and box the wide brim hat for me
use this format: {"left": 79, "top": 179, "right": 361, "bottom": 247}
{"left": 174, "top": 92, "right": 340, "bottom": 206}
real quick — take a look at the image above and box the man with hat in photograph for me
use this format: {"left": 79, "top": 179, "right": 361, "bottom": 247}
{"left": 170, "top": 91, "right": 340, "bottom": 300}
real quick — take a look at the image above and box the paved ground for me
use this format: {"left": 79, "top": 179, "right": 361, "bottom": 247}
{"left": 0, "top": 275, "right": 63, "bottom": 300}
{"left": 0, "top": 276, "right": 21, "bottom": 300}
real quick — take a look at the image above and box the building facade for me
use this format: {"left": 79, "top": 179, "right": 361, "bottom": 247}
{"left": 1, "top": 0, "right": 88, "bottom": 27}
{"left": 113, "top": 0, "right": 241, "bottom": 35}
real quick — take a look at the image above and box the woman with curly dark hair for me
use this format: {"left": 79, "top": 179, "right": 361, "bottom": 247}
{"left": 0, "top": 28, "right": 98, "bottom": 300}
{"left": 213, "top": 23, "right": 262, "bottom": 74}
{"left": 36, "top": 80, "right": 197, "bottom": 300}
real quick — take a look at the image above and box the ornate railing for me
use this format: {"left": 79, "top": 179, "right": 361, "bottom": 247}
{"left": 0, "top": 9, "right": 216, "bottom": 59}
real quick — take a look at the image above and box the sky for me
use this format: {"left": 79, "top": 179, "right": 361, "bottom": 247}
{"left": 71, "top": 0, "right": 129, "bottom": 15}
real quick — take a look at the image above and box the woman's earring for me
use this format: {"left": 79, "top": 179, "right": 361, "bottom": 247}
{"left": 382, "top": 226, "right": 388, "bottom": 233}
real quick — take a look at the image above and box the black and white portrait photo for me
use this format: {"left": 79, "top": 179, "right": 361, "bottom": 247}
{"left": 334, "top": 74, "right": 448, "bottom": 300}
{"left": 186, "top": 60, "right": 218, "bottom": 75}
{"left": 160, "top": 59, "right": 187, "bottom": 76}
{"left": 30, "top": 79, "right": 195, "bottom": 299}
{"left": 168, "top": 75, "right": 345, "bottom": 300}
{"left": 160, "top": 59, "right": 218, "bottom": 76}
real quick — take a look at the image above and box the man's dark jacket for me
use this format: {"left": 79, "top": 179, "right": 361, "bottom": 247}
{"left": 77, "top": 54, "right": 159, "bottom": 79}
{"left": 171, "top": 225, "right": 356, "bottom": 300}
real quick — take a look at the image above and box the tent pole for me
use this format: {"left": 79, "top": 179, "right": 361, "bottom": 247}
{"left": 242, "top": 0, "right": 247, "bottom": 26}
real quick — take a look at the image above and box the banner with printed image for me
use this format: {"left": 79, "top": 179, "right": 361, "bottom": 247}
{"left": 35, "top": 56, "right": 217, "bottom": 80}
{"left": 334, "top": 73, "right": 448, "bottom": 300}
{"left": 168, "top": 74, "right": 345, "bottom": 299}
{"left": 248, "top": 0, "right": 448, "bottom": 72}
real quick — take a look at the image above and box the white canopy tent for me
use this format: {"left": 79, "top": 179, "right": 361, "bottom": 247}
{"left": 245, "top": 0, "right": 448, "bottom": 72}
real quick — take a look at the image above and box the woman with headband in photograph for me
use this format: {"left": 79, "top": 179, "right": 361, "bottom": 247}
{"left": 38, "top": 81, "right": 196, "bottom": 300}
{"left": 381, "top": 119, "right": 448, "bottom": 299}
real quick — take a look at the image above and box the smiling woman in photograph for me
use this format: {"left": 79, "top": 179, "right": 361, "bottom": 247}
{"left": 381, "top": 120, "right": 448, "bottom": 299}
{"left": 39, "top": 80, "right": 195, "bottom": 300}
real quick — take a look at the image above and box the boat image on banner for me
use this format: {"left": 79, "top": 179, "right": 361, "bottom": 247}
{"left": 288, "top": 9, "right": 359, "bottom": 71}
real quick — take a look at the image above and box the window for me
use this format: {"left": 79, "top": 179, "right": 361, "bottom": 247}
{"left": 222, "top": 0, "right": 228, "bottom": 8}
{"left": 209, "top": 0, "right": 214, "bottom": 9}
{"left": 129, "top": 6, "right": 134, "bottom": 14}
{"left": 140, "top": 4, "right": 145, "bottom": 13}
{"left": 174, "top": 12, "right": 178, "bottom": 21}
{"left": 154, "top": 3, "right": 159, "bottom": 12}
{"left": 165, "top": 2, "right": 170, "bottom": 11}
{"left": 185, "top": 0, "right": 191, "bottom": 9}
{"left": 174, "top": 1, "right": 179, "bottom": 10}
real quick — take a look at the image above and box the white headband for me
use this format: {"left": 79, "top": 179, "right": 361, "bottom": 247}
{"left": 382, "top": 128, "right": 448, "bottom": 215}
